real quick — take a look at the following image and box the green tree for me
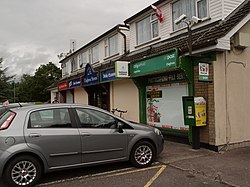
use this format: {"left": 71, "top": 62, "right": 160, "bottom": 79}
{"left": 0, "top": 58, "right": 14, "bottom": 102}
{"left": 16, "top": 74, "right": 35, "bottom": 102}
{"left": 16, "top": 62, "right": 61, "bottom": 102}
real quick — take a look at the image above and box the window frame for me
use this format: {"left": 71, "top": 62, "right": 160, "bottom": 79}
{"left": 136, "top": 13, "right": 159, "bottom": 45}
{"left": 104, "top": 39, "right": 109, "bottom": 57}
{"left": 151, "top": 14, "right": 159, "bottom": 39}
{"left": 80, "top": 51, "right": 88, "bottom": 68}
{"left": 74, "top": 108, "right": 117, "bottom": 129}
{"left": 91, "top": 45, "right": 99, "bottom": 64}
{"left": 172, "top": 0, "right": 209, "bottom": 31}
{"left": 28, "top": 108, "right": 75, "bottom": 129}
{"left": 104, "top": 34, "right": 119, "bottom": 58}
{"left": 71, "top": 56, "right": 78, "bottom": 72}
{"left": 61, "top": 62, "right": 67, "bottom": 76}
{"left": 195, "top": 0, "right": 209, "bottom": 19}
{"left": 78, "top": 53, "right": 82, "bottom": 69}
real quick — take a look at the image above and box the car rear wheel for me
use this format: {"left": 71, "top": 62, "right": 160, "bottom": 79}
{"left": 3, "top": 155, "right": 42, "bottom": 187}
{"left": 130, "top": 141, "right": 156, "bottom": 168}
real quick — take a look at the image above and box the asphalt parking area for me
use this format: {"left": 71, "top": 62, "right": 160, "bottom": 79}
{"left": 37, "top": 164, "right": 166, "bottom": 187}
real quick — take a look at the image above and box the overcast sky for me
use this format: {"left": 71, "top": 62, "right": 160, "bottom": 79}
{"left": 0, "top": 0, "right": 155, "bottom": 80}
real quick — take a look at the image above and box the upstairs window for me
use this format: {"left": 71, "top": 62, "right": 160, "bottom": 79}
{"left": 71, "top": 57, "right": 78, "bottom": 72}
{"left": 80, "top": 51, "right": 88, "bottom": 68}
{"left": 109, "top": 34, "right": 118, "bottom": 56}
{"left": 136, "top": 13, "right": 159, "bottom": 45}
{"left": 172, "top": 0, "right": 208, "bottom": 31}
{"left": 91, "top": 45, "right": 99, "bottom": 64}
{"left": 105, "top": 34, "right": 118, "bottom": 57}
{"left": 78, "top": 53, "right": 82, "bottom": 68}
{"left": 61, "top": 62, "right": 67, "bottom": 76}
{"left": 196, "top": 0, "right": 208, "bottom": 18}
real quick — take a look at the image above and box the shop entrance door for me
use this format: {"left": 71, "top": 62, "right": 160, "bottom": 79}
{"left": 86, "top": 83, "right": 110, "bottom": 111}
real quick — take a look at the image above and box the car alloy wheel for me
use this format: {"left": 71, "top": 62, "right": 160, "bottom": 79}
{"left": 4, "top": 155, "right": 42, "bottom": 187}
{"left": 135, "top": 145, "right": 152, "bottom": 165}
{"left": 11, "top": 160, "right": 37, "bottom": 186}
{"left": 130, "top": 141, "right": 155, "bottom": 168}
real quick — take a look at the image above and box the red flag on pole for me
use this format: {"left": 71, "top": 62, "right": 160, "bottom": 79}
{"left": 151, "top": 5, "right": 163, "bottom": 23}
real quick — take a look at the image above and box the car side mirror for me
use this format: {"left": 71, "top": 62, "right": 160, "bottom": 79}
{"left": 117, "top": 122, "right": 123, "bottom": 133}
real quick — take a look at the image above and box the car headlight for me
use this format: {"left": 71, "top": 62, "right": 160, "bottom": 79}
{"left": 153, "top": 128, "right": 162, "bottom": 136}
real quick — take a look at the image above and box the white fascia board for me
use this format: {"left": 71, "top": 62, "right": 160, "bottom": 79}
{"left": 217, "top": 37, "right": 231, "bottom": 50}
{"left": 224, "top": 13, "right": 250, "bottom": 39}
{"left": 214, "top": 13, "right": 250, "bottom": 51}
{"left": 188, "top": 13, "right": 250, "bottom": 55}
{"left": 182, "top": 42, "right": 230, "bottom": 56}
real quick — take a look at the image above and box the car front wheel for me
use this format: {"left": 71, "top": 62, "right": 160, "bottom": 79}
{"left": 130, "top": 141, "right": 156, "bottom": 168}
{"left": 3, "top": 155, "right": 42, "bottom": 187}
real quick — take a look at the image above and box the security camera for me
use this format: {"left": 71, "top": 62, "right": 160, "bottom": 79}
{"left": 174, "top": 14, "right": 187, "bottom": 25}
{"left": 191, "top": 16, "right": 202, "bottom": 24}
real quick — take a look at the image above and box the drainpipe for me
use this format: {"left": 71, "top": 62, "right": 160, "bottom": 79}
{"left": 117, "top": 28, "right": 127, "bottom": 54}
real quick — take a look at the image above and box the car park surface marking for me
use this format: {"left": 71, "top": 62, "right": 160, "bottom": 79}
{"left": 144, "top": 165, "right": 167, "bottom": 187}
{"left": 103, "top": 165, "right": 163, "bottom": 178}
{"left": 38, "top": 164, "right": 164, "bottom": 186}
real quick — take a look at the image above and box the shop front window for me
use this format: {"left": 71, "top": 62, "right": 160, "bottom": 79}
{"left": 85, "top": 83, "right": 110, "bottom": 111}
{"left": 146, "top": 83, "right": 189, "bottom": 131}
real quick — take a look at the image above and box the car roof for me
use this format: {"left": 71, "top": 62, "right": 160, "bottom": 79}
{"left": 0, "top": 103, "right": 30, "bottom": 108}
{"left": 9, "top": 103, "right": 96, "bottom": 113}
{"left": 0, "top": 103, "right": 34, "bottom": 115}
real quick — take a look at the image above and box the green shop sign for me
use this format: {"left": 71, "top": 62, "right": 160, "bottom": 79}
{"left": 131, "top": 49, "right": 178, "bottom": 77}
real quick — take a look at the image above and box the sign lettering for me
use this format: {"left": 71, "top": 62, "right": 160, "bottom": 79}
{"left": 83, "top": 63, "right": 99, "bottom": 86}
{"left": 131, "top": 50, "right": 178, "bottom": 77}
{"left": 101, "top": 68, "right": 116, "bottom": 82}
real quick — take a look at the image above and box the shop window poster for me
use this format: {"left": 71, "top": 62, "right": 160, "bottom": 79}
{"left": 146, "top": 83, "right": 189, "bottom": 131}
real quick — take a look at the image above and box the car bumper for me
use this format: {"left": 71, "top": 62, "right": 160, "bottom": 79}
{"left": 156, "top": 136, "right": 164, "bottom": 155}
{"left": 0, "top": 149, "right": 11, "bottom": 177}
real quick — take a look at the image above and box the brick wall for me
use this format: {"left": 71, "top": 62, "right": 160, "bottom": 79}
{"left": 194, "top": 64, "right": 216, "bottom": 145}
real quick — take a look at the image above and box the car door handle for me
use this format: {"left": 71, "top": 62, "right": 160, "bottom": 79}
{"left": 29, "top": 133, "right": 41, "bottom": 138}
{"left": 81, "top": 132, "right": 91, "bottom": 136}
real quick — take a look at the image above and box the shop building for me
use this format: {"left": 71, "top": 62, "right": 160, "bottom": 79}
{"left": 120, "top": 0, "right": 250, "bottom": 150}
{"left": 55, "top": 24, "right": 140, "bottom": 122}
{"left": 52, "top": 0, "right": 250, "bottom": 150}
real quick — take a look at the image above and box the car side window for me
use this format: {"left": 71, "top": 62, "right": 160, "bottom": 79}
{"left": 29, "top": 108, "right": 72, "bottom": 128}
{"left": 76, "top": 108, "right": 116, "bottom": 129}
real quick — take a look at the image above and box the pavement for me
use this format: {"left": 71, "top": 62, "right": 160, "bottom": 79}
{"left": 1, "top": 140, "right": 249, "bottom": 187}
{"left": 158, "top": 141, "right": 250, "bottom": 187}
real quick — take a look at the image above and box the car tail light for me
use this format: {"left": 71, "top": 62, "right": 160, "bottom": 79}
{"left": 0, "top": 111, "right": 16, "bottom": 130}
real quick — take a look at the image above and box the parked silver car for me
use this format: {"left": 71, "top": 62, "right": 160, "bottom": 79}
{"left": 0, "top": 104, "right": 164, "bottom": 187}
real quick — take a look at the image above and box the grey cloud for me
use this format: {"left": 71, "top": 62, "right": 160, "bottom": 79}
{"left": 0, "top": 0, "right": 155, "bottom": 78}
